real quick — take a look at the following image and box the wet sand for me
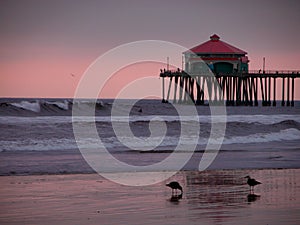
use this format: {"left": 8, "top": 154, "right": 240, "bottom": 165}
{"left": 0, "top": 169, "right": 299, "bottom": 225}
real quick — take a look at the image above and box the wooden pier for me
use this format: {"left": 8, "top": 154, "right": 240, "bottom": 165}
{"left": 160, "top": 70, "right": 300, "bottom": 106}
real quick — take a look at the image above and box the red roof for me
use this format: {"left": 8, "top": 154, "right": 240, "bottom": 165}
{"left": 189, "top": 34, "right": 247, "bottom": 55}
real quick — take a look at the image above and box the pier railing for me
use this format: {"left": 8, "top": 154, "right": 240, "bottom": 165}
{"left": 249, "top": 70, "right": 300, "bottom": 75}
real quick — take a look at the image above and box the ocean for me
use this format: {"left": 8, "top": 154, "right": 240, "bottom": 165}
{"left": 0, "top": 98, "right": 300, "bottom": 175}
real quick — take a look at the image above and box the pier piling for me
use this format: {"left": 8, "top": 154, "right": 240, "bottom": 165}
{"left": 160, "top": 70, "right": 299, "bottom": 107}
{"left": 281, "top": 77, "right": 285, "bottom": 106}
{"left": 273, "top": 77, "right": 276, "bottom": 106}
{"left": 291, "top": 78, "right": 295, "bottom": 107}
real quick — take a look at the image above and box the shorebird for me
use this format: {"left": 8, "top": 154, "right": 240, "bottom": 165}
{"left": 245, "top": 176, "right": 261, "bottom": 193}
{"left": 166, "top": 181, "right": 183, "bottom": 195}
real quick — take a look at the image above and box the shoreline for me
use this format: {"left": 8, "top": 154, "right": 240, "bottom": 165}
{"left": 1, "top": 166, "right": 300, "bottom": 176}
{"left": 1, "top": 145, "right": 300, "bottom": 176}
{"left": 1, "top": 144, "right": 300, "bottom": 176}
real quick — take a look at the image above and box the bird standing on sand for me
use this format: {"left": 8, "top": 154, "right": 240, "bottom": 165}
{"left": 166, "top": 181, "right": 183, "bottom": 195}
{"left": 245, "top": 176, "right": 261, "bottom": 193}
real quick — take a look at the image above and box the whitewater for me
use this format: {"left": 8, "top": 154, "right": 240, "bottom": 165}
{"left": 0, "top": 98, "right": 299, "bottom": 175}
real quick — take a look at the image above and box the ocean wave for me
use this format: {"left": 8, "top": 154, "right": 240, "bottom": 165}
{"left": 5, "top": 100, "right": 72, "bottom": 113}
{"left": 0, "top": 138, "right": 76, "bottom": 151}
{"left": 1, "top": 99, "right": 300, "bottom": 127}
{"left": 45, "top": 100, "right": 69, "bottom": 110}
{"left": 1, "top": 114, "right": 300, "bottom": 127}
{"left": 0, "top": 99, "right": 104, "bottom": 115}
{"left": 109, "top": 128, "right": 300, "bottom": 148}
{"left": 222, "top": 128, "right": 300, "bottom": 145}
{"left": 1, "top": 128, "right": 299, "bottom": 152}
{"left": 10, "top": 101, "right": 41, "bottom": 113}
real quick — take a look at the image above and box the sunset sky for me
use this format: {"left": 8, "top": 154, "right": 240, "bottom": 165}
{"left": 1, "top": 0, "right": 300, "bottom": 99}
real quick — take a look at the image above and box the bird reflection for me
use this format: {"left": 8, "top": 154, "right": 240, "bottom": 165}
{"left": 247, "top": 193, "right": 260, "bottom": 203}
{"left": 169, "top": 193, "right": 183, "bottom": 203}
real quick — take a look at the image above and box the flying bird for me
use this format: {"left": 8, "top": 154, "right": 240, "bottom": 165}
{"left": 245, "top": 176, "right": 261, "bottom": 193}
{"left": 166, "top": 181, "right": 183, "bottom": 195}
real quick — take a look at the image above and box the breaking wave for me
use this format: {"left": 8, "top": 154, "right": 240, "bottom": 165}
{"left": 0, "top": 99, "right": 104, "bottom": 115}
{"left": 1, "top": 115, "right": 300, "bottom": 126}
{"left": 0, "top": 98, "right": 299, "bottom": 153}
{"left": 10, "top": 101, "right": 41, "bottom": 113}
{"left": 1, "top": 128, "right": 299, "bottom": 152}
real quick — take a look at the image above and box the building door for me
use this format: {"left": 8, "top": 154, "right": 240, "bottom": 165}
{"left": 214, "top": 62, "right": 233, "bottom": 73}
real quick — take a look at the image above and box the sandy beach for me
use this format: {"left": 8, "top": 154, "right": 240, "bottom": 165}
{"left": 0, "top": 168, "right": 299, "bottom": 225}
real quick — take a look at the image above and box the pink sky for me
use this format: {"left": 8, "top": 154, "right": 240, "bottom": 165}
{"left": 1, "top": 0, "right": 300, "bottom": 99}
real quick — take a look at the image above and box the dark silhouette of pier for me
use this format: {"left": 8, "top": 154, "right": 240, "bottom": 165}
{"left": 160, "top": 69, "right": 300, "bottom": 106}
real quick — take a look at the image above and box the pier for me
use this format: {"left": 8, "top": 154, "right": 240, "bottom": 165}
{"left": 160, "top": 70, "right": 300, "bottom": 106}
{"left": 160, "top": 34, "right": 299, "bottom": 106}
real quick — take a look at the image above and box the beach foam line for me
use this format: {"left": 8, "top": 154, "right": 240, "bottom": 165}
{"left": 1, "top": 114, "right": 300, "bottom": 125}
{"left": 1, "top": 128, "right": 299, "bottom": 152}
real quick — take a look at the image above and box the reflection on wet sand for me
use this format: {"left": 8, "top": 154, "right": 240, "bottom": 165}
{"left": 168, "top": 193, "right": 183, "bottom": 204}
{"left": 183, "top": 170, "right": 248, "bottom": 221}
{"left": 171, "top": 169, "right": 300, "bottom": 224}
{"left": 247, "top": 193, "right": 260, "bottom": 202}
{"left": 0, "top": 169, "right": 299, "bottom": 224}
